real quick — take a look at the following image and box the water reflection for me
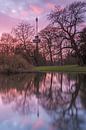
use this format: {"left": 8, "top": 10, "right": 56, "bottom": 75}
{"left": 0, "top": 73, "right": 86, "bottom": 130}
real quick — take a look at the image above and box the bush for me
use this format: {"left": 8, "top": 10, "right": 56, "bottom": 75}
{"left": 0, "top": 54, "right": 32, "bottom": 72}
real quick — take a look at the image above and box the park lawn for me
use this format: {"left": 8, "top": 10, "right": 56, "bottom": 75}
{"left": 34, "top": 65, "right": 86, "bottom": 73}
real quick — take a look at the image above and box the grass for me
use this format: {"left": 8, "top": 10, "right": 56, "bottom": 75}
{"left": 34, "top": 65, "right": 86, "bottom": 73}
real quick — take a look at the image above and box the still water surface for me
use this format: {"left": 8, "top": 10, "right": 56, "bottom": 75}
{"left": 0, "top": 73, "right": 86, "bottom": 130}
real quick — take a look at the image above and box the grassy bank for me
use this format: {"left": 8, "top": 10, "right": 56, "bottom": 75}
{"left": 34, "top": 65, "right": 86, "bottom": 73}
{"left": 1, "top": 64, "right": 86, "bottom": 74}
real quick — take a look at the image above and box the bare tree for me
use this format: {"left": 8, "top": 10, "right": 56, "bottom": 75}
{"left": 0, "top": 33, "right": 15, "bottom": 55}
{"left": 13, "top": 22, "right": 35, "bottom": 63}
{"left": 13, "top": 22, "right": 34, "bottom": 50}
{"left": 79, "top": 27, "right": 86, "bottom": 65}
{"left": 48, "top": 1, "right": 86, "bottom": 65}
{"left": 39, "top": 25, "right": 60, "bottom": 65}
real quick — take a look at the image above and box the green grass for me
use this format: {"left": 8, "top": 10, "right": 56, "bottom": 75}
{"left": 34, "top": 65, "right": 86, "bottom": 73}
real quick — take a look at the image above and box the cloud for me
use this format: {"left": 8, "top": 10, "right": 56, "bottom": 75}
{"left": 20, "top": 10, "right": 29, "bottom": 17}
{"left": 0, "top": 0, "right": 85, "bottom": 19}
{"left": 30, "top": 5, "right": 44, "bottom": 15}
{"left": 0, "top": 12, "right": 19, "bottom": 35}
{"left": 0, "top": 0, "right": 85, "bottom": 34}
{"left": 47, "top": 2, "right": 55, "bottom": 10}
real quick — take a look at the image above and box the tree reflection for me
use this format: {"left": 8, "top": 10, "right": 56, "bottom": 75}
{"left": 0, "top": 73, "right": 46, "bottom": 115}
{"left": 39, "top": 73, "right": 86, "bottom": 130}
{"left": 79, "top": 74, "right": 86, "bottom": 109}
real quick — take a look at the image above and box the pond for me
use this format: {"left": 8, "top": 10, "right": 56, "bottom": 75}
{"left": 0, "top": 72, "right": 86, "bottom": 130}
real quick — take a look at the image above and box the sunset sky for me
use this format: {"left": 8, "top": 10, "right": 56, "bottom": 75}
{"left": 0, "top": 0, "right": 85, "bottom": 35}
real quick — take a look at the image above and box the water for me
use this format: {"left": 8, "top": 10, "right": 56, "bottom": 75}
{"left": 0, "top": 73, "right": 86, "bottom": 130}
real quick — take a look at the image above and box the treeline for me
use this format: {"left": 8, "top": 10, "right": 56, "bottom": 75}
{"left": 0, "top": 1, "right": 86, "bottom": 67}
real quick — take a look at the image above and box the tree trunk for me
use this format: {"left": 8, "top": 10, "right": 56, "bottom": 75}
{"left": 60, "top": 44, "right": 63, "bottom": 66}
{"left": 71, "top": 38, "right": 84, "bottom": 66}
{"left": 48, "top": 44, "right": 53, "bottom": 65}
{"left": 50, "top": 50, "right": 53, "bottom": 65}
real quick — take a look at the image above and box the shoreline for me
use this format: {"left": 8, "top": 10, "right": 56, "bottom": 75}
{"left": 0, "top": 65, "right": 86, "bottom": 74}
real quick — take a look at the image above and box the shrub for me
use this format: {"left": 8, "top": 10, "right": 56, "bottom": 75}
{"left": 0, "top": 54, "right": 32, "bottom": 72}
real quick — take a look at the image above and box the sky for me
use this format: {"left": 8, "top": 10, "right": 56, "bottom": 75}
{"left": 0, "top": 0, "right": 85, "bottom": 35}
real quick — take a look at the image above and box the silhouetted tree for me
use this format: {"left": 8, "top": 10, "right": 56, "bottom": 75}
{"left": 39, "top": 26, "right": 55, "bottom": 65}
{"left": 48, "top": 1, "right": 86, "bottom": 65}
{"left": 13, "top": 22, "right": 34, "bottom": 46}
{"left": 79, "top": 27, "right": 86, "bottom": 65}
{"left": 0, "top": 33, "right": 14, "bottom": 55}
{"left": 13, "top": 22, "right": 35, "bottom": 64}
{"left": 39, "top": 25, "right": 64, "bottom": 65}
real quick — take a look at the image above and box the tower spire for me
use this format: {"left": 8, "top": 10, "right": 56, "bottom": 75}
{"left": 36, "top": 17, "right": 38, "bottom": 36}
{"left": 33, "top": 17, "right": 41, "bottom": 66}
{"left": 33, "top": 17, "right": 40, "bottom": 44}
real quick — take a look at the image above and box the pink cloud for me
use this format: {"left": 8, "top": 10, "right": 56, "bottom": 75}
{"left": 47, "top": 2, "right": 55, "bottom": 10}
{"left": 20, "top": 10, "right": 28, "bottom": 17}
{"left": 30, "top": 5, "right": 44, "bottom": 15}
